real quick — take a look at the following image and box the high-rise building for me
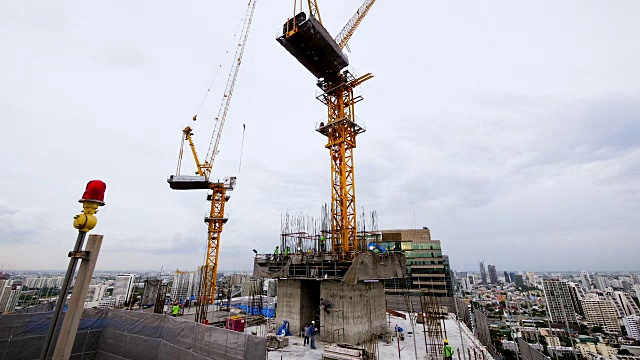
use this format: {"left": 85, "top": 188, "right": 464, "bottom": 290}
{"left": 377, "top": 228, "right": 454, "bottom": 297}
{"left": 623, "top": 315, "right": 640, "bottom": 340}
{"left": 488, "top": 265, "right": 498, "bottom": 285}
{"left": 543, "top": 279, "right": 578, "bottom": 324}
{"left": 581, "top": 297, "right": 620, "bottom": 334}
{"left": 479, "top": 262, "right": 487, "bottom": 285}
{"left": 113, "top": 274, "right": 136, "bottom": 303}
{"left": 633, "top": 284, "right": 640, "bottom": 302}
{"left": 580, "top": 271, "right": 592, "bottom": 291}
{"left": 0, "top": 284, "right": 22, "bottom": 314}
{"left": 504, "top": 271, "right": 511, "bottom": 283}
{"left": 567, "top": 282, "right": 586, "bottom": 317}
{"left": 514, "top": 274, "right": 525, "bottom": 289}
{"left": 612, "top": 291, "right": 640, "bottom": 316}
{"left": 594, "top": 276, "right": 609, "bottom": 291}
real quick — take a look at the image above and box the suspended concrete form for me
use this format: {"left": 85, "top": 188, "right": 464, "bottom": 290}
{"left": 277, "top": 12, "right": 349, "bottom": 82}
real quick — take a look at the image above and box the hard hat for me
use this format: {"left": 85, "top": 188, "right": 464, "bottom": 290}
{"left": 312, "top": 321, "right": 315, "bottom": 324}
{"left": 444, "top": 339, "right": 449, "bottom": 344}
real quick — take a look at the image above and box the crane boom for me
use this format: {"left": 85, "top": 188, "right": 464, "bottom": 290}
{"left": 335, "top": 0, "right": 376, "bottom": 49}
{"left": 203, "top": 0, "right": 258, "bottom": 177}
{"left": 307, "top": 0, "right": 322, "bottom": 24}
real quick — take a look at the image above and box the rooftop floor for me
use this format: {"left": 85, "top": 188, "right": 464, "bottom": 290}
{"left": 265, "top": 313, "right": 494, "bottom": 360}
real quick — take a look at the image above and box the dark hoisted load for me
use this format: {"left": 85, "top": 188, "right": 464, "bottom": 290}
{"left": 277, "top": 12, "right": 349, "bottom": 82}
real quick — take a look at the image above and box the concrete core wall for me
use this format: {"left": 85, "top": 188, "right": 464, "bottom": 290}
{"left": 275, "top": 279, "right": 319, "bottom": 336}
{"left": 319, "top": 281, "right": 386, "bottom": 345}
{"left": 276, "top": 279, "right": 387, "bottom": 345}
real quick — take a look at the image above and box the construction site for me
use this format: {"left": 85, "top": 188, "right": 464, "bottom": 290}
{"left": 0, "top": 1, "right": 496, "bottom": 360}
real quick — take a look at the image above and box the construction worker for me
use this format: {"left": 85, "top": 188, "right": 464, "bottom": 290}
{"left": 172, "top": 303, "right": 180, "bottom": 317}
{"left": 320, "top": 297, "right": 331, "bottom": 314}
{"left": 273, "top": 246, "right": 279, "bottom": 260}
{"left": 443, "top": 339, "right": 454, "bottom": 360}
{"left": 310, "top": 321, "right": 317, "bottom": 349}
{"left": 284, "top": 246, "right": 291, "bottom": 256}
{"left": 319, "top": 235, "right": 326, "bottom": 252}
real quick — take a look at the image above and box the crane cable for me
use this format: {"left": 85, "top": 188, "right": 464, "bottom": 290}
{"left": 193, "top": 13, "right": 248, "bottom": 121}
{"left": 238, "top": 124, "right": 246, "bottom": 172}
{"left": 176, "top": 134, "right": 186, "bottom": 175}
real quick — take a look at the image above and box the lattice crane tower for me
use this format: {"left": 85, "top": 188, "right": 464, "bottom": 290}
{"left": 277, "top": 0, "right": 377, "bottom": 253}
{"left": 168, "top": 0, "right": 258, "bottom": 324}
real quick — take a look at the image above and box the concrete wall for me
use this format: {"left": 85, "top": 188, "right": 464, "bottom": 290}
{"left": 275, "top": 279, "right": 319, "bottom": 336}
{"left": 319, "top": 281, "right": 386, "bottom": 345}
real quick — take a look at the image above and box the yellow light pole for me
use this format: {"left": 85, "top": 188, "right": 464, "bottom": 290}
{"left": 40, "top": 180, "right": 106, "bottom": 360}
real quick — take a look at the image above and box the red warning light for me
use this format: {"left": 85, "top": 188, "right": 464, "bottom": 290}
{"left": 81, "top": 180, "right": 106, "bottom": 203}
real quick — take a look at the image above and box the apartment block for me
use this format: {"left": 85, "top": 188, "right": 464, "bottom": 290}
{"left": 581, "top": 298, "right": 620, "bottom": 334}
{"left": 543, "top": 279, "right": 578, "bottom": 324}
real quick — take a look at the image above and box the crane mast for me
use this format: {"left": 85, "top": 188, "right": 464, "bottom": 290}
{"left": 277, "top": 0, "right": 377, "bottom": 254}
{"left": 169, "top": 0, "right": 257, "bottom": 324}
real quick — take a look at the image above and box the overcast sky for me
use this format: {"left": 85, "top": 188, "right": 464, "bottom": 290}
{"left": 1, "top": 1, "right": 638, "bottom": 273}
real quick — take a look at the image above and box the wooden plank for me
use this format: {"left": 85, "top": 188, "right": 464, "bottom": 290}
{"left": 386, "top": 308, "right": 406, "bottom": 319}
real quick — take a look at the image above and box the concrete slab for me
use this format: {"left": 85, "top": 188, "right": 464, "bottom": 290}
{"left": 265, "top": 313, "right": 494, "bottom": 360}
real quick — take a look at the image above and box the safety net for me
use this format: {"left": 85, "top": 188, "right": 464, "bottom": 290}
{"left": 0, "top": 308, "right": 266, "bottom": 360}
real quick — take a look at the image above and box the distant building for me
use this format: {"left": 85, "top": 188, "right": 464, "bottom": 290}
{"left": 504, "top": 271, "right": 511, "bottom": 283}
{"left": 545, "top": 336, "right": 561, "bottom": 347}
{"left": 568, "top": 282, "right": 586, "bottom": 317}
{"left": 543, "top": 279, "right": 578, "bottom": 324}
{"left": 594, "top": 276, "right": 608, "bottom": 292}
{"left": 488, "top": 265, "right": 498, "bottom": 285}
{"left": 581, "top": 271, "right": 592, "bottom": 291}
{"left": 514, "top": 274, "right": 525, "bottom": 289}
{"left": 613, "top": 291, "right": 640, "bottom": 316}
{"left": 85, "top": 284, "right": 109, "bottom": 302}
{"left": 98, "top": 297, "right": 125, "bottom": 309}
{"left": 501, "top": 340, "right": 518, "bottom": 352}
{"left": 623, "top": 315, "right": 640, "bottom": 340}
{"left": 113, "top": 274, "right": 136, "bottom": 303}
{"left": 0, "top": 284, "right": 22, "bottom": 314}
{"left": 581, "top": 297, "right": 620, "bottom": 334}
{"left": 634, "top": 285, "right": 640, "bottom": 302}
{"left": 479, "top": 262, "right": 487, "bottom": 285}
{"left": 377, "top": 228, "right": 453, "bottom": 297}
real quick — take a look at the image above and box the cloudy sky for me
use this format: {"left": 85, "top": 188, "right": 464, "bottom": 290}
{"left": 1, "top": 1, "right": 638, "bottom": 273}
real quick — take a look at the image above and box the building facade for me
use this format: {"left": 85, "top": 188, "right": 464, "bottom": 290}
{"left": 377, "top": 228, "right": 453, "bottom": 297}
{"left": 613, "top": 291, "right": 640, "bottom": 316}
{"left": 488, "top": 265, "right": 498, "bottom": 285}
{"left": 581, "top": 298, "right": 620, "bottom": 334}
{"left": 623, "top": 315, "right": 640, "bottom": 340}
{"left": 479, "top": 262, "right": 487, "bottom": 285}
{"left": 543, "top": 279, "right": 578, "bottom": 324}
{"left": 113, "top": 274, "right": 136, "bottom": 303}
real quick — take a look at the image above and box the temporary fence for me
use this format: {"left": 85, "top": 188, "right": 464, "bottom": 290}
{"left": 0, "top": 308, "right": 266, "bottom": 360}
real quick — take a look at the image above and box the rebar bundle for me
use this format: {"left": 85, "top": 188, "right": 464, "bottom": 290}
{"left": 421, "top": 295, "right": 445, "bottom": 359}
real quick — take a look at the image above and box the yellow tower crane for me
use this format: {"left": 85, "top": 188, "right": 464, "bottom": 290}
{"left": 277, "top": 0, "right": 377, "bottom": 254}
{"left": 168, "top": 0, "right": 258, "bottom": 324}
